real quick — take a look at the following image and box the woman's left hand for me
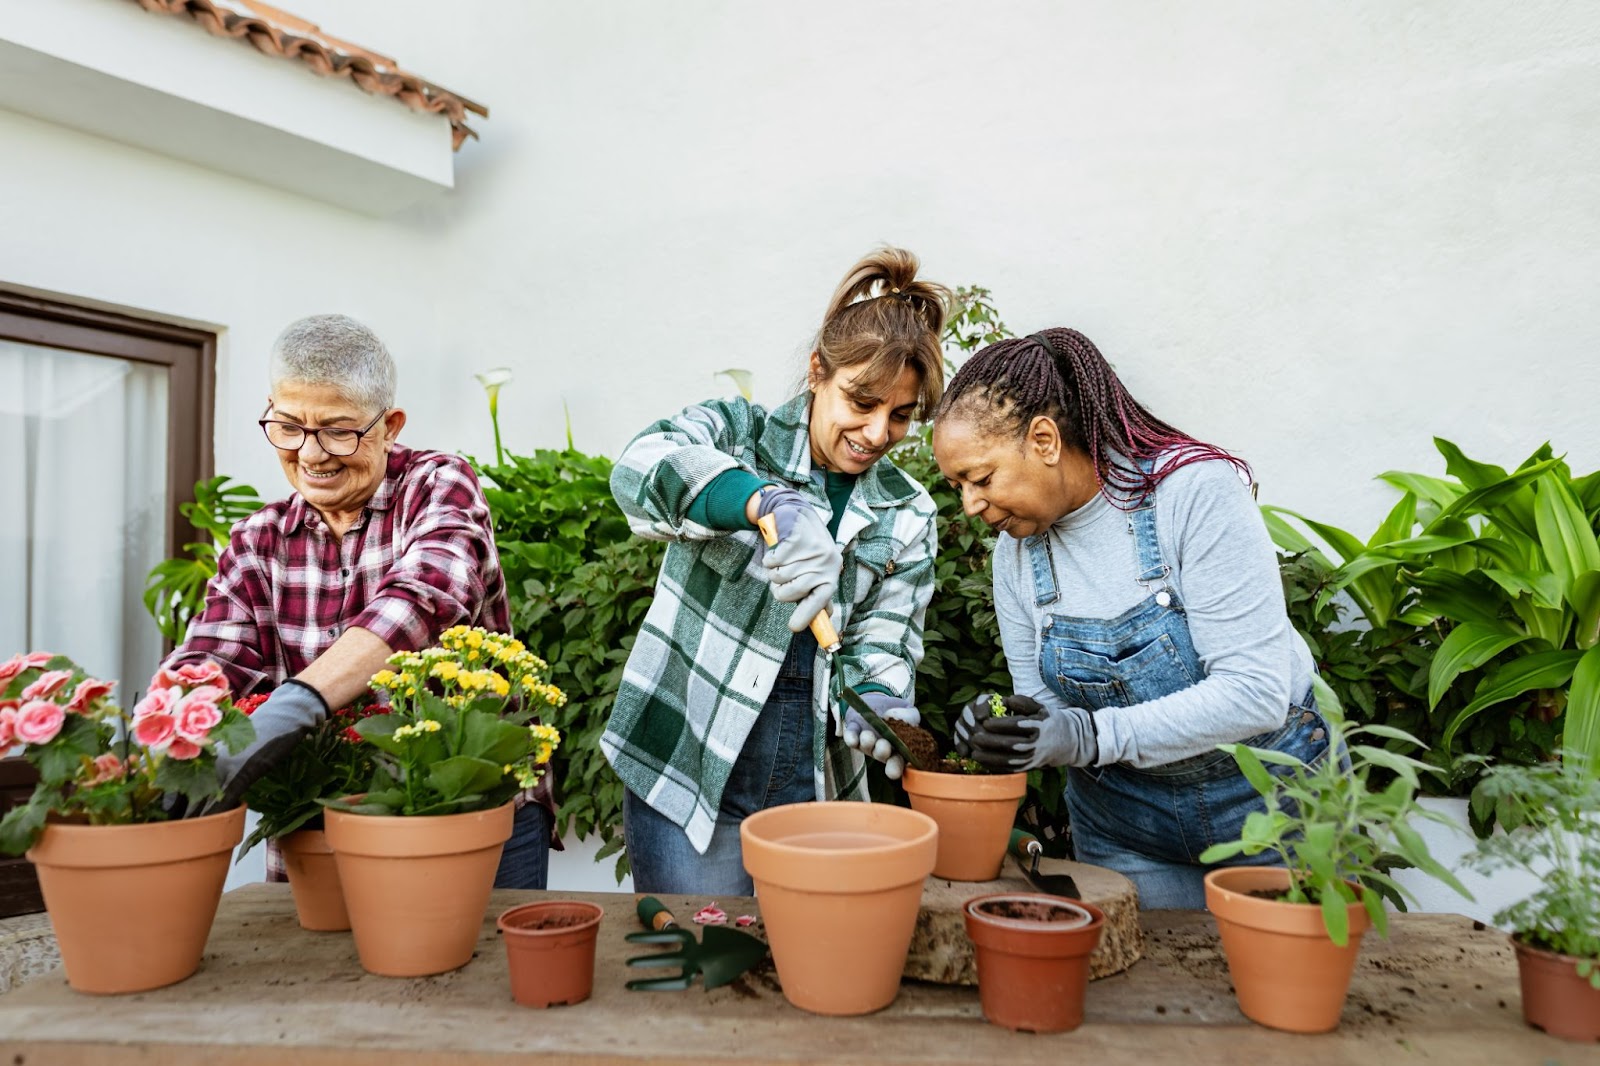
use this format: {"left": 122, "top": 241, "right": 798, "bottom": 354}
{"left": 969, "top": 703, "right": 1098, "bottom": 771}
{"left": 843, "top": 692, "right": 919, "bottom": 779}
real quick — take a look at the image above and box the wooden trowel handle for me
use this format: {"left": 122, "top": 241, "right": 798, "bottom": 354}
{"left": 756, "top": 514, "right": 842, "bottom": 652}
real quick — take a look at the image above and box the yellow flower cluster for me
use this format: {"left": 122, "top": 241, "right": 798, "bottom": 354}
{"left": 530, "top": 722, "right": 561, "bottom": 765}
{"left": 393, "top": 719, "right": 443, "bottom": 740}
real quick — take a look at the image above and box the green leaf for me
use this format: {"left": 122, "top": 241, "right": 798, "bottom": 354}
{"left": 1261, "top": 508, "right": 1320, "bottom": 557}
{"left": 1352, "top": 745, "right": 1422, "bottom": 788}
{"left": 1377, "top": 470, "right": 1463, "bottom": 509}
{"left": 1227, "top": 744, "right": 1277, "bottom": 799}
{"left": 213, "top": 708, "right": 256, "bottom": 757}
{"left": 1259, "top": 507, "right": 1366, "bottom": 565}
{"left": 1481, "top": 569, "right": 1564, "bottom": 610}
{"left": 1320, "top": 881, "right": 1350, "bottom": 946}
{"left": 1572, "top": 571, "right": 1600, "bottom": 650}
{"left": 1370, "top": 492, "right": 1419, "bottom": 550}
{"left": 1533, "top": 472, "right": 1600, "bottom": 601}
{"left": 427, "top": 756, "right": 507, "bottom": 801}
{"left": 0, "top": 799, "right": 50, "bottom": 856}
{"left": 1428, "top": 622, "right": 1529, "bottom": 709}
{"left": 1441, "top": 649, "right": 1585, "bottom": 749}
{"left": 1564, "top": 645, "right": 1600, "bottom": 773}
{"left": 1432, "top": 438, "right": 1507, "bottom": 490}
{"left": 153, "top": 754, "right": 222, "bottom": 807}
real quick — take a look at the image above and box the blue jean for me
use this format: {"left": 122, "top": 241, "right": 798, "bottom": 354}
{"left": 1067, "top": 702, "right": 1332, "bottom": 908}
{"left": 494, "top": 801, "right": 552, "bottom": 890}
{"left": 624, "top": 632, "right": 817, "bottom": 895}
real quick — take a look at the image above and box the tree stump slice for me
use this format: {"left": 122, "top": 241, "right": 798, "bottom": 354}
{"left": 903, "top": 858, "right": 1142, "bottom": 985}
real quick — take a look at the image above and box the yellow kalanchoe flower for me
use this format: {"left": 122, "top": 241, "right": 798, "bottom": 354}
{"left": 431, "top": 660, "right": 461, "bottom": 682}
{"left": 371, "top": 669, "right": 399, "bottom": 688}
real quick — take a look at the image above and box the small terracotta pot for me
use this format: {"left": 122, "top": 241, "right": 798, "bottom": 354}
{"left": 740, "top": 801, "right": 937, "bottom": 1016}
{"left": 1512, "top": 935, "right": 1600, "bottom": 1042}
{"left": 964, "top": 893, "right": 1105, "bottom": 1032}
{"left": 497, "top": 901, "right": 605, "bottom": 1008}
{"left": 1204, "top": 866, "right": 1369, "bottom": 1033}
{"left": 902, "top": 768, "right": 1027, "bottom": 881}
{"left": 278, "top": 828, "right": 349, "bottom": 931}
{"left": 325, "top": 801, "right": 513, "bottom": 977}
{"left": 26, "top": 806, "right": 246, "bottom": 994}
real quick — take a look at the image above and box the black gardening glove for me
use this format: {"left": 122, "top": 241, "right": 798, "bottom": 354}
{"left": 194, "top": 680, "right": 327, "bottom": 816}
{"left": 952, "top": 694, "right": 1045, "bottom": 758}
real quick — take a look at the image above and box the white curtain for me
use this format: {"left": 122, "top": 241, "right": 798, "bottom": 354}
{"left": 0, "top": 340, "right": 169, "bottom": 700}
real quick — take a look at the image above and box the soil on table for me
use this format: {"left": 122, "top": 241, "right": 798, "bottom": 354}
{"left": 883, "top": 718, "right": 941, "bottom": 771}
{"left": 978, "top": 899, "right": 1085, "bottom": 923}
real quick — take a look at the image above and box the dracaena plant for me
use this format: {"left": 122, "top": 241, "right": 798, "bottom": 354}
{"left": 1265, "top": 438, "right": 1600, "bottom": 791}
{"left": 321, "top": 626, "right": 564, "bottom": 818}
{"left": 1197, "top": 680, "right": 1471, "bottom": 946}
{"left": 0, "top": 653, "right": 255, "bottom": 854}
{"left": 1464, "top": 754, "right": 1600, "bottom": 987}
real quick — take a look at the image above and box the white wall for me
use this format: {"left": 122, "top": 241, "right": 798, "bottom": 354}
{"left": 5, "top": 1, "right": 1600, "bottom": 885}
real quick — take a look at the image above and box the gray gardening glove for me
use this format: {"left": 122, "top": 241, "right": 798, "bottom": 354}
{"left": 843, "top": 692, "right": 920, "bottom": 780}
{"left": 197, "top": 680, "right": 328, "bottom": 815}
{"left": 952, "top": 693, "right": 1046, "bottom": 758}
{"left": 756, "top": 487, "right": 843, "bottom": 634}
{"left": 968, "top": 701, "right": 1099, "bottom": 771}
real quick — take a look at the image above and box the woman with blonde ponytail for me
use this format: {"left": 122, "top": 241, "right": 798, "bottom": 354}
{"left": 602, "top": 248, "right": 950, "bottom": 893}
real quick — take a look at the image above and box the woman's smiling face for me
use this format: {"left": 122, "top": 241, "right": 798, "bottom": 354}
{"left": 807, "top": 355, "right": 921, "bottom": 474}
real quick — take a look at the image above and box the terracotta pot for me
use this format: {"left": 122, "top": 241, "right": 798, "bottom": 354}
{"left": 964, "top": 893, "right": 1104, "bottom": 1031}
{"left": 902, "top": 768, "right": 1027, "bottom": 881}
{"left": 26, "top": 805, "right": 246, "bottom": 994}
{"left": 278, "top": 828, "right": 349, "bottom": 931}
{"left": 1512, "top": 935, "right": 1600, "bottom": 1042}
{"left": 325, "top": 801, "right": 512, "bottom": 977}
{"left": 740, "top": 801, "right": 937, "bottom": 1016}
{"left": 497, "top": 901, "right": 605, "bottom": 1008}
{"left": 1204, "top": 866, "right": 1370, "bottom": 1033}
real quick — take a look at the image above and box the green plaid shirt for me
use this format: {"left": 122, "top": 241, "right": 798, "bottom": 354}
{"left": 601, "top": 393, "right": 938, "bottom": 853}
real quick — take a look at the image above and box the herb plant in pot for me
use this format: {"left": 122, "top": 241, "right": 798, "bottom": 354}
{"left": 237, "top": 692, "right": 385, "bottom": 931}
{"left": 0, "top": 653, "right": 255, "bottom": 994}
{"left": 1197, "top": 685, "right": 1470, "bottom": 1033}
{"left": 322, "top": 626, "right": 563, "bottom": 978}
{"left": 1463, "top": 754, "right": 1600, "bottom": 1042}
{"left": 900, "top": 694, "right": 1028, "bottom": 882}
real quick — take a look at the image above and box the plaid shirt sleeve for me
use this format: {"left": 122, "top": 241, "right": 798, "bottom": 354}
{"left": 609, "top": 398, "right": 756, "bottom": 542}
{"left": 836, "top": 502, "right": 938, "bottom": 701}
{"left": 164, "top": 518, "right": 276, "bottom": 698}
{"left": 351, "top": 455, "right": 501, "bottom": 653}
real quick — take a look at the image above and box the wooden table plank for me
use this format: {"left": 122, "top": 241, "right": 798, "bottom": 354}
{"left": 0, "top": 884, "right": 1586, "bottom": 1066}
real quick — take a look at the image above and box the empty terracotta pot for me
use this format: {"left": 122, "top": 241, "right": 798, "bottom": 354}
{"left": 741, "top": 801, "right": 937, "bottom": 1016}
{"left": 902, "top": 768, "right": 1027, "bottom": 881}
{"left": 498, "top": 901, "right": 605, "bottom": 1008}
{"left": 278, "top": 828, "right": 349, "bottom": 931}
{"left": 1512, "top": 935, "right": 1600, "bottom": 1042}
{"left": 26, "top": 805, "right": 246, "bottom": 994}
{"left": 325, "top": 801, "right": 512, "bottom": 977}
{"left": 964, "top": 893, "right": 1105, "bottom": 1032}
{"left": 1204, "top": 866, "right": 1369, "bottom": 1033}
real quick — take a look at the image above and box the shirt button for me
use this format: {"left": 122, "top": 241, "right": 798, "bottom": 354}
{"left": 328, "top": 625, "right": 342, "bottom": 638}
{"left": 341, "top": 568, "right": 350, "bottom": 577}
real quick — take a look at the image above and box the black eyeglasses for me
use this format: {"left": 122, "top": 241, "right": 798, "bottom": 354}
{"left": 259, "top": 402, "right": 386, "bottom": 457}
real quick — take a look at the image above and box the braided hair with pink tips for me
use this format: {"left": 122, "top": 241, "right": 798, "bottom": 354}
{"left": 935, "top": 327, "right": 1250, "bottom": 507}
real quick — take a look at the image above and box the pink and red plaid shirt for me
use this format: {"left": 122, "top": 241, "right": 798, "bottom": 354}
{"left": 165, "top": 444, "right": 552, "bottom": 881}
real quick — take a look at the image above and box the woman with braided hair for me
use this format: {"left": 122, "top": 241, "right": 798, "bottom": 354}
{"left": 603, "top": 248, "right": 949, "bottom": 893}
{"left": 933, "top": 328, "right": 1323, "bottom": 908}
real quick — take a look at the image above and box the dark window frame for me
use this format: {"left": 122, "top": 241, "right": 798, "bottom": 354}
{"left": 0, "top": 289, "right": 216, "bottom": 916}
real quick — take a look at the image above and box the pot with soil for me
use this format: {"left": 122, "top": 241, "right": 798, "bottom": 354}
{"left": 497, "top": 900, "right": 605, "bottom": 1008}
{"left": 963, "top": 893, "right": 1105, "bottom": 1032}
{"left": 740, "top": 800, "right": 937, "bottom": 1016}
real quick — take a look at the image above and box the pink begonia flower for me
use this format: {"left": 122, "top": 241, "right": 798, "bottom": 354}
{"left": 21, "top": 653, "right": 55, "bottom": 669}
{"left": 0, "top": 705, "right": 17, "bottom": 748}
{"left": 133, "top": 687, "right": 177, "bottom": 720}
{"left": 166, "top": 737, "right": 203, "bottom": 761}
{"left": 67, "top": 678, "right": 116, "bottom": 713}
{"left": 14, "top": 700, "right": 66, "bottom": 745}
{"left": 174, "top": 695, "right": 223, "bottom": 743}
{"left": 20, "top": 670, "right": 72, "bottom": 701}
{"left": 0, "top": 656, "right": 26, "bottom": 689}
{"left": 87, "top": 753, "right": 126, "bottom": 785}
{"left": 132, "top": 711, "right": 177, "bottom": 752}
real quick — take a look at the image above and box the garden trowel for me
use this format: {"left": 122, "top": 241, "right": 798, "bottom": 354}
{"left": 755, "top": 515, "right": 919, "bottom": 771}
{"left": 624, "top": 897, "right": 769, "bottom": 991}
{"left": 1009, "top": 829, "right": 1081, "bottom": 899}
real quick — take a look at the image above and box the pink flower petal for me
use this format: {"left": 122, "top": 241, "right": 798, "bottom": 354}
{"left": 691, "top": 903, "right": 728, "bottom": 925}
{"left": 734, "top": 915, "right": 758, "bottom": 928}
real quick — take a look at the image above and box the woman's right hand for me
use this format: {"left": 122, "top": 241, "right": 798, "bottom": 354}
{"left": 755, "top": 487, "right": 842, "bottom": 634}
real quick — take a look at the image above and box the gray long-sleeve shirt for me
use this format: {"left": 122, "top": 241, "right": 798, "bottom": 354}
{"left": 993, "top": 457, "right": 1315, "bottom": 769}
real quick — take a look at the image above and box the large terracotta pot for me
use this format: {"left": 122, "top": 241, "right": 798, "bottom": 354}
{"left": 902, "top": 767, "right": 1027, "bottom": 881}
{"left": 278, "top": 828, "right": 349, "bottom": 931}
{"left": 1512, "top": 936, "right": 1600, "bottom": 1042}
{"left": 497, "top": 901, "right": 605, "bottom": 1008}
{"left": 1204, "top": 866, "right": 1369, "bottom": 1033}
{"left": 964, "top": 893, "right": 1105, "bottom": 1032}
{"left": 325, "top": 801, "right": 512, "bottom": 977}
{"left": 740, "top": 801, "right": 937, "bottom": 1016}
{"left": 26, "top": 805, "right": 246, "bottom": 994}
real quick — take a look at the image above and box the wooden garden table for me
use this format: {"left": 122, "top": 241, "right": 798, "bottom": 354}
{"left": 0, "top": 884, "right": 1587, "bottom": 1065}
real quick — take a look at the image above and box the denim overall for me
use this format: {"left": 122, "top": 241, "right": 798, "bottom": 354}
{"left": 623, "top": 628, "right": 817, "bottom": 894}
{"left": 1031, "top": 476, "right": 1328, "bottom": 909}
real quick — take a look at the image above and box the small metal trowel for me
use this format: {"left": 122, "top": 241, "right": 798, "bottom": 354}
{"left": 624, "top": 897, "right": 769, "bottom": 991}
{"left": 1009, "top": 829, "right": 1081, "bottom": 899}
